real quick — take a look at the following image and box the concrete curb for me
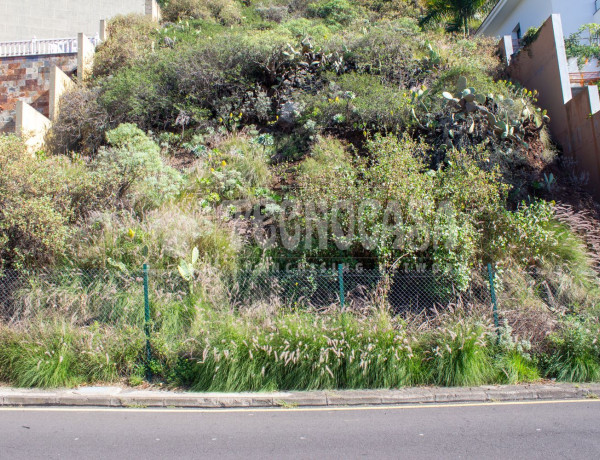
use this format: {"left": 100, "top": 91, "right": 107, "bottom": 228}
{"left": 1, "top": 383, "right": 599, "bottom": 408}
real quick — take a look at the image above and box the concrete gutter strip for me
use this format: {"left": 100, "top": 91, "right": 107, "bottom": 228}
{"left": 0, "top": 383, "right": 599, "bottom": 408}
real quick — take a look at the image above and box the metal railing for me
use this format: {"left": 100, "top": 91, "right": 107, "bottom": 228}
{"left": 569, "top": 71, "right": 600, "bottom": 86}
{"left": 0, "top": 36, "right": 100, "bottom": 58}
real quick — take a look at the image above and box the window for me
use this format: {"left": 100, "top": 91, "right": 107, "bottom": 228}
{"left": 512, "top": 23, "right": 522, "bottom": 40}
{"left": 511, "top": 23, "right": 522, "bottom": 50}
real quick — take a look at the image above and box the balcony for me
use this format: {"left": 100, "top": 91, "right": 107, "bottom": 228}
{"left": 0, "top": 36, "right": 100, "bottom": 58}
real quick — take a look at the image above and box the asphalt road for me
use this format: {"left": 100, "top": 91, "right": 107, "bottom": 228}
{"left": 1, "top": 400, "right": 599, "bottom": 459}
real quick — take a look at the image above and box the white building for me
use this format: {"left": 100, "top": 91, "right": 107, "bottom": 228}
{"left": 476, "top": 0, "right": 600, "bottom": 42}
{"left": 477, "top": 0, "right": 600, "bottom": 74}
{"left": 0, "top": 0, "right": 160, "bottom": 42}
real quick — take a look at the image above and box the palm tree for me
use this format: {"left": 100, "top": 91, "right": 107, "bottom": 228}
{"left": 419, "top": 0, "right": 491, "bottom": 36}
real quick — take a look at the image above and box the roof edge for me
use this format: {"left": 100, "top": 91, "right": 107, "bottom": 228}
{"left": 475, "top": 0, "right": 509, "bottom": 37}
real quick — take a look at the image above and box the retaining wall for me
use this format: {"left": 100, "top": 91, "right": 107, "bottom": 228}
{"left": 500, "top": 14, "right": 600, "bottom": 199}
{"left": 0, "top": 54, "right": 76, "bottom": 133}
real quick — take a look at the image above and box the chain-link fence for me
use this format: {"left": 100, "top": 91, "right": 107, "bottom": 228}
{"left": 2, "top": 264, "right": 598, "bottom": 362}
{"left": 228, "top": 268, "right": 492, "bottom": 314}
{"left": 0, "top": 265, "right": 496, "bottom": 324}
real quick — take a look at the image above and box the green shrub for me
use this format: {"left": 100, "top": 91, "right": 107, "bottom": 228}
{"left": 544, "top": 320, "right": 600, "bottom": 382}
{"left": 0, "top": 135, "right": 112, "bottom": 268}
{"left": 163, "top": 0, "right": 242, "bottom": 25}
{"left": 486, "top": 201, "right": 594, "bottom": 271}
{"left": 329, "top": 19, "right": 424, "bottom": 86}
{"left": 304, "top": 72, "right": 414, "bottom": 134}
{"left": 184, "top": 134, "right": 272, "bottom": 203}
{"left": 72, "top": 204, "right": 242, "bottom": 272}
{"left": 93, "top": 14, "right": 158, "bottom": 77}
{"left": 495, "top": 321, "right": 539, "bottom": 383}
{"left": 99, "top": 63, "right": 176, "bottom": 131}
{"left": 308, "top": 0, "right": 360, "bottom": 25}
{"left": 95, "top": 124, "right": 183, "bottom": 209}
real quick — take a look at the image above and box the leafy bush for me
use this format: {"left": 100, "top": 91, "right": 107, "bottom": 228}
{"left": 544, "top": 320, "right": 600, "bottom": 382}
{"left": 162, "top": 0, "right": 242, "bottom": 25}
{"left": 495, "top": 321, "right": 539, "bottom": 383}
{"left": 308, "top": 0, "right": 360, "bottom": 25}
{"left": 94, "top": 124, "right": 183, "bottom": 209}
{"left": 99, "top": 63, "right": 176, "bottom": 131}
{"left": 297, "top": 135, "right": 503, "bottom": 286}
{"left": 304, "top": 72, "right": 415, "bottom": 134}
{"left": 486, "top": 201, "right": 593, "bottom": 270}
{"left": 0, "top": 135, "right": 111, "bottom": 268}
{"left": 184, "top": 134, "right": 272, "bottom": 204}
{"left": 73, "top": 205, "right": 242, "bottom": 271}
{"left": 93, "top": 14, "right": 158, "bottom": 77}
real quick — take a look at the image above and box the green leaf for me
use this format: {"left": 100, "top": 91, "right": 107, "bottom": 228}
{"left": 107, "top": 258, "right": 127, "bottom": 273}
{"left": 191, "top": 247, "right": 199, "bottom": 265}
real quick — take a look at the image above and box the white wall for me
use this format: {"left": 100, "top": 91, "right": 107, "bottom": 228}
{"left": 478, "top": 0, "right": 554, "bottom": 38}
{"left": 478, "top": 0, "right": 600, "bottom": 39}
{"left": 0, "top": 0, "right": 148, "bottom": 41}
{"left": 551, "top": 0, "right": 598, "bottom": 38}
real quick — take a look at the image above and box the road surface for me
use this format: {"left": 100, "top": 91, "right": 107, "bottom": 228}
{"left": 1, "top": 400, "right": 599, "bottom": 459}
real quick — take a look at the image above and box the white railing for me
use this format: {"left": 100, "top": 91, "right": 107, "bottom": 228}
{"left": 0, "top": 36, "right": 100, "bottom": 58}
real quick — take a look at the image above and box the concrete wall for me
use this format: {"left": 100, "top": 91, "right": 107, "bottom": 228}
{"left": 49, "top": 66, "right": 74, "bottom": 121}
{"left": 500, "top": 14, "right": 600, "bottom": 199}
{"left": 504, "top": 15, "right": 572, "bottom": 146}
{"left": 565, "top": 86, "right": 600, "bottom": 194}
{"left": 16, "top": 100, "right": 51, "bottom": 152}
{"left": 0, "top": 0, "right": 160, "bottom": 41}
{"left": 478, "top": 0, "right": 596, "bottom": 39}
{"left": 0, "top": 54, "right": 76, "bottom": 132}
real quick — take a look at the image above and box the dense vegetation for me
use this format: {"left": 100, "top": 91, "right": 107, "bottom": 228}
{"left": 0, "top": 0, "right": 599, "bottom": 389}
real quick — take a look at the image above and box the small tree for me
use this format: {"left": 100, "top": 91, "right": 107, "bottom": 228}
{"left": 420, "top": 0, "right": 489, "bottom": 36}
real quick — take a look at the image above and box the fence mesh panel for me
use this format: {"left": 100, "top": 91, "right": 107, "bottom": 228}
{"left": 2, "top": 265, "right": 597, "bottom": 330}
{"left": 0, "top": 267, "right": 498, "bottom": 326}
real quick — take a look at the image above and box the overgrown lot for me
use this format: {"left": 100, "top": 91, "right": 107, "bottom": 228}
{"left": 1, "top": 0, "right": 599, "bottom": 389}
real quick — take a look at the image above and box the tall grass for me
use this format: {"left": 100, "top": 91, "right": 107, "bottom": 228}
{"left": 0, "top": 321, "right": 144, "bottom": 388}
{"left": 2, "top": 264, "right": 600, "bottom": 389}
{"left": 424, "top": 321, "right": 495, "bottom": 387}
{"left": 171, "top": 310, "right": 426, "bottom": 391}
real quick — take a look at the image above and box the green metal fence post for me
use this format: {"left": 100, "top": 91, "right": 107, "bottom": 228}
{"left": 487, "top": 263, "right": 500, "bottom": 341}
{"left": 338, "top": 263, "right": 345, "bottom": 309}
{"left": 143, "top": 263, "right": 152, "bottom": 380}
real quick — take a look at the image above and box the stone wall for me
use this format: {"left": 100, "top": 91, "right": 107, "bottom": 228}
{"left": 0, "top": 54, "right": 76, "bottom": 132}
